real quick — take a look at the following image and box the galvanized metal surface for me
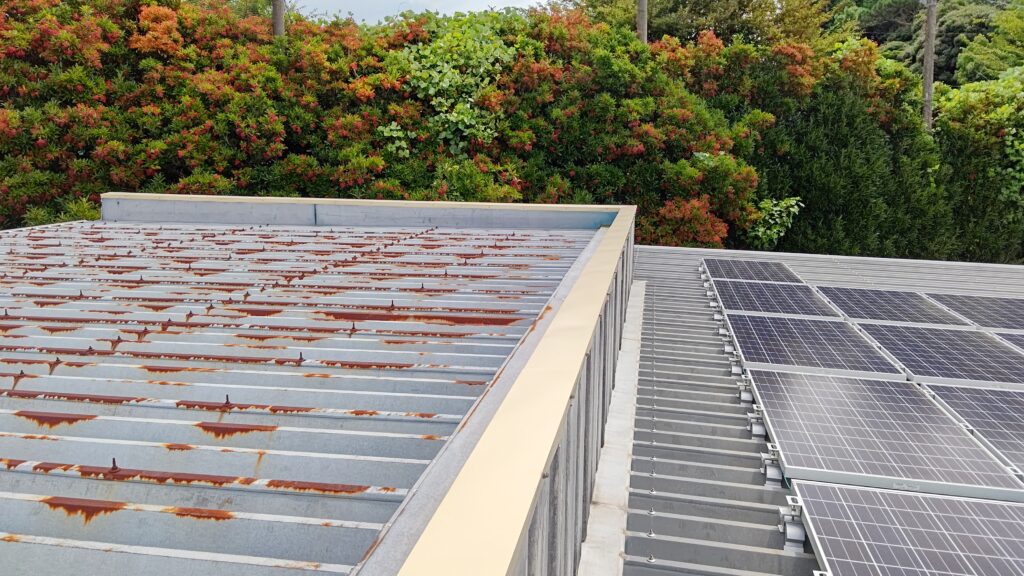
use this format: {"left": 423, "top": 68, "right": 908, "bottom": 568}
{"left": 624, "top": 246, "right": 819, "bottom": 576}
{"left": 619, "top": 245, "right": 1024, "bottom": 576}
{"left": 0, "top": 220, "right": 595, "bottom": 574}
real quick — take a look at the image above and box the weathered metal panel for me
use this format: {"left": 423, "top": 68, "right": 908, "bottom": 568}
{"left": 0, "top": 220, "right": 596, "bottom": 574}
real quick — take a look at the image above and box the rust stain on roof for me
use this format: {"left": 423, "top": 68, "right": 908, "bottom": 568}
{"left": 41, "top": 496, "right": 125, "bottom": 524}
{"left": 13, "top": 411, "right": 96, "bottom": 428}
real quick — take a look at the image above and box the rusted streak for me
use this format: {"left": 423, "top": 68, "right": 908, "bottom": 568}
{"left": 265, "top": 479, "right": 370, "bottom": 495}
{"left": 13, "top": 411, "right": 96, "bottom": 428}
{"left": 318, "top": 360, "right": 415, "bottom": 370}
{"left": 315, "top": 310, "right": 520, "bottom": 326}
{"left": 2, "top": 390, "right": 142, "bottom": 405}
{"left": 166, "top": 507, "right": 234, "bottom": 521}
{"left": 163, "top": 443, "right": 195, "bottom": 451}
{"left": 349, "top": 410, "right": 379, "bottom": 417}
{"left": 177, "top": 400, "right": 314, "bottom": 415}
{"left": 194, "top": 421, "right": 278, "bottom": 438}
{"left": 2, "top": 458, "right": 26, "bottom": 470}
{"left": 33, "top": 462, "right": 74, "bottom": 473}
{"left": 41, "top": 496, "right": 125, "bottom": 524}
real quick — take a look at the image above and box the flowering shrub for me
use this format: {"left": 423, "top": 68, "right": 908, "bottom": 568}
{"left": 1, "top": 0, "right": 969, "bottom": 259}
{"left": 0, "top": 0, "right": 786, "bottom": 247}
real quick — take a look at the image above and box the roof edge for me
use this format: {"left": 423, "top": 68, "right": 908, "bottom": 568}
{"left": 100, "top": 193, "right": 634, "bottom": 230}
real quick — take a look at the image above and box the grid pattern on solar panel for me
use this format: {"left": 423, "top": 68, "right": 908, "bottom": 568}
{"left": 750, "top": 370, "right": 1019, "bottom": 489}
{"left": 795, "top": 481, "right": 1024, "bottom": 576}
{"left": 819, "top": 287, "right": 967, "bottom": 325}
{"left": 999, "top": 332, "right": 1024, "bottom": 352}
{"left": 928, "top": 293, "right": 1024, "bottom": 329}
{"left": 729, "top": 315, "right": 900, "bottom": 374}
{"left": 860, "top": 324, "right": 1024, "bottom": 384}
{"left": 713, "top": 280, "right": 838, "bottom": 316}
{"left": 929, "top": 384, "right": 1024, "bottom": 471}
{"left": 703, "top": 258, "right": 802, "bottom": 283}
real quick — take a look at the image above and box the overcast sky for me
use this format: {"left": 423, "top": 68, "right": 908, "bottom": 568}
{"left": 298, "top": 0, "right": 545, "bottom": 22}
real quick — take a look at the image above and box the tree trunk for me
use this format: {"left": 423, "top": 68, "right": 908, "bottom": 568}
{"left": 922, "top": 0, "right": 938, "bottom": 130}
{"left": 637, "top": 0, "right": 648, "bottom": 43}
{"left": 272, "top": 0, "right": 286, "bottom": 37}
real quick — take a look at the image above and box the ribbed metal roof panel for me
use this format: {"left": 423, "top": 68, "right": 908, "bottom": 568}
{"left": 0, "top": 220, "right": 596, "bottom": 573}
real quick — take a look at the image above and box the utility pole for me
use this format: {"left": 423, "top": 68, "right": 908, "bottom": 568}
{"left": 272, "top": 0, "right": 286, "bottom": 37}
{"left": 921, "top": 0, "right": 938, "bottom": 129}
{"left": 637, "top": 0, "right": 648, "bottom": 43}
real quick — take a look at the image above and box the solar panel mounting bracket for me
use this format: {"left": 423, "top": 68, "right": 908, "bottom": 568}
{"left": 762, "top": 443, "right": 782, "bottom": 485}
{"left": 747, "top": 411, "right": 765, "bottom": 437}
{"left": 778, "top": 495, "right": 806, "bottom": 552}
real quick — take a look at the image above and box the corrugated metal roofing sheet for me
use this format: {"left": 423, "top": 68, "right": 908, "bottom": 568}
{"left": 0, "top": 220, "right": 596, "bottom": 573}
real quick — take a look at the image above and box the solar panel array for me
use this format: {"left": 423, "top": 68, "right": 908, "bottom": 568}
{"left": 929, "top": 384, "right": 1024, "bottom": 471}
{"left": 750, "top": 370, "right": 1020, "bottom": 490}
{"left": 1001, "top": 332, "right": 1024, "bottom": 352}
{"left": 713, "top": 280, "right": 838, "bottom": 317}
{"left": 795, "top": 481, "right": 1024, "bottom": 576}
{"left": 728, "top": 314, "right": 900, "bottom": 375}
{"left": 704, "top": 256, "right": 1024, "bottom": 576}
{"left": 819, "top": 287, "right": 967, "bottom": 325}
{"left": 860, "top": 324, "right": 1024, "bottom": 384}
{"left": 703, "top": 258, "right": 802, "bottom": 283}
{"left": 928, "top": 293, "right": 1024, "bottom": 329}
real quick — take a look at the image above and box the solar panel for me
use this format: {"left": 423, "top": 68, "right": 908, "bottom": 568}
{"left": 928, "top": 293, "right": 1024, "bottom": 329}
{"left": 819, "top": 286, "right": 967, "bottom": 325}
{"left": 713, "top": 280, "right": 838, "bottom": 316}
{"left": 1000, "top": 332, "right": 1024, "bottom": 352}
{"left": 860, "top": 324, "right": 1024, "bottom": 384}
{"left": 794, "top": 481, "right": 1024, "bottom": 576}
{"left": 929, "top": 384, "right": 1024, "bottom": 471}
{"left": 703, "top": 258, "right": 802, "bottom": 283}
{"left": 750, "top": 370, "right": 1020, "bottom": 492}
{"left": 728, "top": 315, "right": 900, "bottom": 374}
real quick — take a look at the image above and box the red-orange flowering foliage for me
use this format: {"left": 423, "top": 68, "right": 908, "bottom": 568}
{"left": 129, "top": 6, "right": 183, "bottom": 56}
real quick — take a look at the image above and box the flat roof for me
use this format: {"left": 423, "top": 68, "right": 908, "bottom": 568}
{"left": 618, "top": 246, "right": 1024, "bottom": 576}
{"left": 0, "top": 195, "right": 636, "bottom": 574}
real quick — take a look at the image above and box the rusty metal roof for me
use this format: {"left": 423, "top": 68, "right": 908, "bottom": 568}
{"left": 0, "top": 220, "right": 595, "bottom": 573}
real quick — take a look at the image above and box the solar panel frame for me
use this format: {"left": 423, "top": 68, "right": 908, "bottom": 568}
{"left": 794, "top": 480, "right": 1024, "bottom": 576}
{"left": 702, "top": 258, "right": 803, "bottom": 283}
{"left": 860, "top": 324, "right": 1024, "bottom": 385}
{"left": 726, "top": 314, "right": 903, "bottom": 378}
{"left": 712, "top": 280, "right": 839, "bottom": 317}
{"left": 818, "top": 286, "right": 969, "bottom": 325}
{"left": 928, "top": 293, "right": 1024, "bottom": 330}
{"left": 749, "top": 370, "right": 1023, "bottom": 501}
{"left": 927, "top": 384, "right": 1024, "bottom": 474}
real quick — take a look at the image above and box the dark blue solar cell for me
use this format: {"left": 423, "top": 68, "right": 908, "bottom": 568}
{"left": 714, "top": 280, "right": 838, "bottom": 316}
{"left": 795, "top": 481, "right": 1024, "bottom": 576}
{"left": 928, "top": 293, "right": 1024, "bottom": 329}
{"left": 819, "top": 286, "right": 967, "bottom": 325}
{"left": 728, "top": 315, "right": 900, "bottom": 374}
{"left": 860, "top": 324, "right": 1024, "bottom": 384}
{"left": 929, "top": 384, "right": 1024, "bottom": 471}
{"left": 703, "top": 258, "right": 802, "bottom": 283}
{"left": 751, "top": 370, "right": 1019, "bottom": 489}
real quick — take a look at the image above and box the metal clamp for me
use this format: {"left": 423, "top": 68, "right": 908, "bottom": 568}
{"left": 778, "top": 495, "right": 806, "bottom": 552}
{"left": 747, "top": 408, "right": 765, "bottom": 436}
{"left": 738, "top": 382, "right": 754, "bottom": 406}
{"left": 761, "top": 443, "right": 782, "bottom": 485}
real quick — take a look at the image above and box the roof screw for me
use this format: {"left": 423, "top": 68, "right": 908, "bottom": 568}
{"left": 223, "top": 395, "right": 233, "bottom": 408}
{"left": 109, "top": 458, "right": 119, "bottom": 473}
{"left": 646, "top": 554, "right": 656, "bottom": 563}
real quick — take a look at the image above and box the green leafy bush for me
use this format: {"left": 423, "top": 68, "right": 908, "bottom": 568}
{"left": 934, "top": 67, "right": 1024, "bottom": 262}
